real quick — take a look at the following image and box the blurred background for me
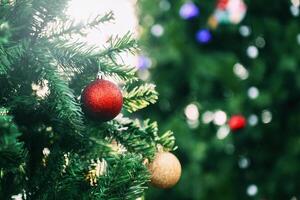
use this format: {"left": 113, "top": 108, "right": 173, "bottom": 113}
{"left": 68, "top": 0, "right": 300, "bottom": 199}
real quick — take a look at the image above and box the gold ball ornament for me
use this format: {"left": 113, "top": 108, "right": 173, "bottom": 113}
{"left": 148, "top": 152, "right": 181, "bottom": 189}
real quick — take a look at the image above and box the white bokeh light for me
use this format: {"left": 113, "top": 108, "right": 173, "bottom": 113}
{"left": 202, "top": 111, "right": 214, "bottom": 124}
{"left": 159, "top": 0, "right": 171, "bottom": 11}
{"left": 239, "top": 25, "right": 251, "bottom": 37}
{"left": 290, "top": 5, "right": 300, "bottom": 16}
{"left": 213, "top": 110, "right": 227, "bottom": 126}
{"left": 151, "top": 24, "right": 164, "bottom": 37}
{"left": 291, "top": 0, "right": 300, "bottom": 7}
{"left": 187, "top": 119, "right": 200, "bottom": 129}
{"left": 247, "top": 45, "right": 259, "bottom": 59}
{"left": 262, "top": 110, "right": 272, "bottom": 124}
{"left": 238, "top": 157, "right": 250, "bottom": 169}
{"left": 247, "top": 184, "right": 258, "bottom": 196}
{"left": 248, "top": 87, "right": 259, "bottom": 99}
{"left": 11, "top": 194, "right": 23, "bottom": 200}
{"left": 217, "top": 125, "right": 230, "bottom": 140}
{"left": 185, "top": 103, "right": 199, "bottom": 121}
{"left": 248, "top": 114, "right": 258, "bottom": 126}
{"left": 233, "top": 63, "right": 249, "bottom": 80}
{"left": 42, "top": 148, "right": 50, "bottom": 156}
{"left": 291, "top": 196, "right": 298, "bottom": 200}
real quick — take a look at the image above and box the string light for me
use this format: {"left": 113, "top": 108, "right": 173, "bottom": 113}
{"left": 179, "top": 2, "right": 199, "bottom": 19}
{"left": 291, "top": 0, "right": 300, "bottom": 7}
{"left": 248, "top": 114, "right": 258, "bottom": 126}
{"left": 290, "top": 5, "right": 300, "bottom": 16}
{"left": 238, "top": 157, "right": 250, "bottom": 169}
{"left": 248, "top": 87, "right": 259, "bottom": 99}
{"left": 247, "top": 184, "right": 258, "bottom": 196}
{"left": 239, "top": 25, "right": 251, "bottom": 37}
{"left": 151, "top": 24, "right": 164, "bottom": 37}
{"left": 262, "top": 110, "right": 272, "bottom": 124}
{"left": 202, "top": 111, "right": 214, "bottom": 124}
{"left": 185, "top": 103, "right": 199, "bottom": 121}
{"left": 213, "top": 110, "right": 227, "bottom": 126}
{"left": 217, "top": 125, "right": 230, "bottom": 140}
{"left": 196, "top": 29, "right": 212, "bottom": 44}
{"left": 159, "top": 0, "right": 171, "bottom": 11}
{"left": 233, "top": 63, "right": 249, "bottom": 80}
{"left": 247, "top": 45, "right": 259, "bottom": 59}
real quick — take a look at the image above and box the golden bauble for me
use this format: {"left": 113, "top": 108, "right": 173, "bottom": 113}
{"left": 148, "top": 152, "right": 181, "bottom": 189}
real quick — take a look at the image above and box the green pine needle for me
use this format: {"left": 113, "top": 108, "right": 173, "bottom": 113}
{"left": 123, "top": 83, "right": 158, "bottom": 113}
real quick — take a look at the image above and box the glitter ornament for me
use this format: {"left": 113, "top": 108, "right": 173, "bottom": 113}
{"left": 81, "top": 79, "right": 123, "bottom": 122}
{"left": 148, "top": 152, "right": 181, "bottom": 189}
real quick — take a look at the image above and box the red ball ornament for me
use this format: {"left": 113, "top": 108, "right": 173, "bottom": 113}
{"left": 217, "top": 0, "right": 229, "bottom": 10}
{"left": 81, "top": 79, "right": 123, "bottom": 122}
{"left": 228, "top": 115, "right": 246, "bottom": 131}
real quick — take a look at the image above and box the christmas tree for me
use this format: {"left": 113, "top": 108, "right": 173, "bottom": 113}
{"left": 0, "top": 0, "right": 181, "bottom": 199}
{"left": 138, "top": 0, "right": 300, "bottom": 199}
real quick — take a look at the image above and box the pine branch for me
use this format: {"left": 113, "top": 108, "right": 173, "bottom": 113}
{"left": 99, "top": 32, "right": 139, "bottom": 57}
{"left": 31, "top": 0, "right": 69, "bottom": 41}
{"left": 42, "top": 64, "right": 84, "bottom": 132}
{"left": 45, "top": 12, "right": 114, "bottom": 39}
{"left": 93, "top": 154, "right": 149, "bottom": 200}
{"left": 32, "top": 50, "right": 84, "bottom": 133}
{"left": 0, "top": 107, "right": 25, "bottom": 171}
{"left": 123, "top": 83, "right": 158, "bottom": 113}
{"left": 100, "top": 61, "right": 137, "bottom": 82}
{"left": 103, "top": 118, "right": 176, "bottom": 159}
{"left": 0, "top": 41, "right": 26, "bottom": 75}
{"left": 49, "top": 41, "right": 137, "bottom": 82}
{"left": 157, "top": 130, "right": 176, "bottom": 151}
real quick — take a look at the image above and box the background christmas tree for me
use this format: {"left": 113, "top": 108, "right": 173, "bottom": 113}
{"left": 0, "top": 0, "right": 180, "bottom": 199}
{"left": 138, "top": 0, "right": 300, "bottom": 199}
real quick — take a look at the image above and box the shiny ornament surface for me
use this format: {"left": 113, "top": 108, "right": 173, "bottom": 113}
{"left": 148, "top": 152, "right": 181, "bottom": 189}
{"left": 81, "top": 79, "right": 123, "bottom": 121}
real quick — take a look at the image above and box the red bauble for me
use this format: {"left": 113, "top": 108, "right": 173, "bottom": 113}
{"left": 228, "top": 115, "right": 246, "bottom": 131}
{"left": 217, "top": 0, "right": 229, "bottom": 10}
{"left": 81, "top": 79, "right": 123, "bottom": 122}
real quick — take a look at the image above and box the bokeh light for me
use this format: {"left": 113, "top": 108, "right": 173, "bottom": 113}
{"left": 247, "top": 45, "right": 259, "bottom": 58}
{"left": 217, "top": 125, "right": 230, "bottom": 140}
{"left": 248, "top": 114, "right": 258, "bottom": 126}
{"left": 247, "top": 184, "right": 258, "bottom": 196}
{"left": 248, "top": 87, "right": 259, "bottom": 99}
{"left": 179, "top": 2, "right": 199, "bottom": 19}
{"left": 151, "top": 24, "right": 164, "bottom": 37}
{"left": 185, "top": 103, "right": 200, "bottom": 121}
{"left": 213, "top": 110, "right": 227, "bottom": 126}
{"left": 239, "top": 25, "right": 251, "bottom": 37}
{"left": 233, "top": 63, "right": 249, "bottom": 80}
{"left": 262, "top": 110, "right": 272, "bottom": 124}
{"left": 196, "top": 29, "right": 212, "bottom": 44}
